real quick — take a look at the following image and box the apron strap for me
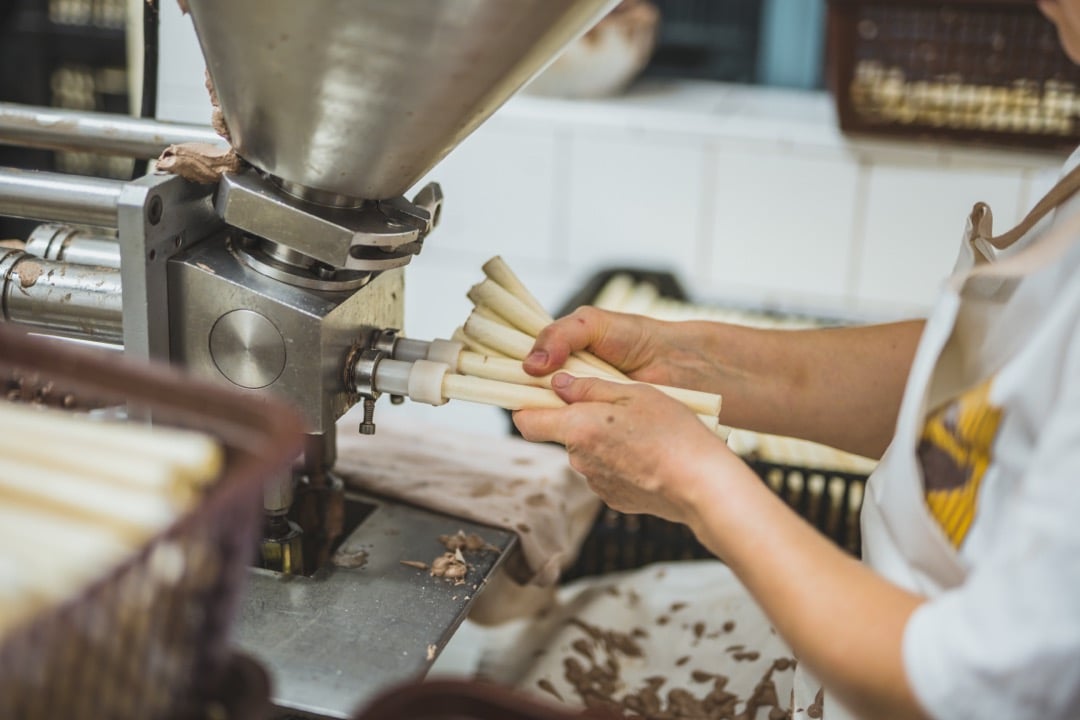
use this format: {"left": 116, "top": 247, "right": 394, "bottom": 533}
{"left": 968, "top": 161, "right": 1080, "bottom": 252}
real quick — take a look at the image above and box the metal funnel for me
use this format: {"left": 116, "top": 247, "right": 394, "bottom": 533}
{"left": 186, "top": 0, "right": 616, "bottom": 201}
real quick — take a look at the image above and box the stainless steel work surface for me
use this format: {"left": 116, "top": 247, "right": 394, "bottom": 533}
{"left": 234, "top": 493, "right": 516, "bottom": 718}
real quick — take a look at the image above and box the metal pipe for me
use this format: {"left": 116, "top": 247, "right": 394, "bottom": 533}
{"left": 0, "top": 167, "right": 124, "bottom": 227}
{"left": 25, "top": 223, "right": 120, "bottom": 269}
{"left": 0, "top": 103, "right": 224, "bottom": 158}
{"left": 0, "top": 249, "right": 123, "bottom": 343}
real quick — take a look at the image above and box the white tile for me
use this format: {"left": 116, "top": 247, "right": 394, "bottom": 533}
{"left": 564, "top": 127, "right": 708, "bottom": 284}
{"left": 855, "top": 165, "right": 1025, "bottom": 309}
{"left": 417, "top": 119, "right": 559, "bottom": 267}
{"left": 402, "top": 255, "right": 481, "bottom": 343}
{"left": 157, "top": 2, "right": 213, "bottom": 123}
{"left": 709, "top": 149, "right": 860, "bottom": 305}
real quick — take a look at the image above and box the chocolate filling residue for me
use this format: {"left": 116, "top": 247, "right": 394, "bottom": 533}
{"left": 4, "top": 370, "right": 87, "bottom": 409}
{"left": 330, "top": 547, "right": 368, "bottom": 569}
{"left": 439, "top": 530, "right": 498, "bottom": 553}
{"left": 675, "top": 656, "right": 690, "bottom": 667}
{"left": 16, "top": 260, "right": 42, "bottom": 289}
{"left": 430, "top": 550, "right": 467, "bottom": 581}
{"left": 469, "top": 480, "right": 495, "bottom": 498}
{"left": 692, "top": 622, "right": 706, "bottom": 641}
{"left": 156, "top": 142, "right": 242, "bottom": 184}
{"left": 807, "top": 688, "right": 824, "bottom": 718}
{"left": 555, "top": 616, "right": 796, "bottom": 719}
{"left": 569, "top": 618, "right": 643, "bottom": 658}
{"left": 670, "top": 602, "right": 687, "bottom": 613}
{"left": 205, "top": 68, "right": 230, "bottom": 142}
{"left": 525, "top": 492, "right": 549, "bottom": 507}
{"left": 537, "top": 679, "right": 563, "bottom": 702}
{"left": 571, "top": 639, "right": 595, "bottom": 661}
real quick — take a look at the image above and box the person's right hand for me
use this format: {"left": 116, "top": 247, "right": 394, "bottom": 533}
{"left": 522, "top": 306, "right": 711, "bottom": 390}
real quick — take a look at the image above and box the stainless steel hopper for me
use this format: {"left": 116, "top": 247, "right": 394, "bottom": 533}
{"left": 186, "top": 0, "right": 617, "bottom": 201}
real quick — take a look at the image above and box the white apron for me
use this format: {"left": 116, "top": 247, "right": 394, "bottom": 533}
{"left": 813, "top": 163, "right": 1080, "bottom": 719}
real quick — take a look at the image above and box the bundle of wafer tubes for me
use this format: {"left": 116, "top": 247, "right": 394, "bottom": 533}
{"left": 427, "top": 256, "right": 729, "bottom": 438}
{"left": 0, "top": 400, "right": 222, "bottom": 637}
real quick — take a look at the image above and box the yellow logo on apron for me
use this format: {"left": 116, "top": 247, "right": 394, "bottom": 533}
{"left": 917, "top": 378, "right": 1003, "bottom": 548}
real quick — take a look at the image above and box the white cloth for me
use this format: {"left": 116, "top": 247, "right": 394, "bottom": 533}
{"left": 859, "top": 148, "right": 1080, "bottom": 720}
{"left": 335, "top": 411, "right": 601, "bottom": 586}
{"left": 441, "top": 561, "right": 805, "bottom": 719}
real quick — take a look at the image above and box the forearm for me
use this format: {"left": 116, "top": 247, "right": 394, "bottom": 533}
{"left": 662, "top": 320, "right": 925, "bottom": 458}
{"left": 680, "top": 450, "right": 927, "bottom": 720}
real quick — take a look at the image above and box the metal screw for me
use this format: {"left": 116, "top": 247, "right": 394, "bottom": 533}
{"left": 147, "top": 194, "right": 163, "bottom": 226}
{"left": 358, "top": 396, "right": 376, "bottom": 435}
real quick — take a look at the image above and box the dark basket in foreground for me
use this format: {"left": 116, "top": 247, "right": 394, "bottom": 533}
{"left": 557, "top": 269, "right": 870, "bottom": 582}
{"left": 826, "top": 0, "right": 1080, "bottom": 150}
{"left": 0, "top": 325, "right": 303, "bottom": 720}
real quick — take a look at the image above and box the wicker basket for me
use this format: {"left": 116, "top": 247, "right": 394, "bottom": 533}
{"left": 826, "top": 0, "right": 1080, "bottom": 149}
{"left": 0, "top": 324, "right": 303, "bottom": 720}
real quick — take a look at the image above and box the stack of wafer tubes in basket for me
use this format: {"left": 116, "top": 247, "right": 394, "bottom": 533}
{"left": 0, "top": 400, "right": 222, "bottom": 638}
{"left": 425, "top": 256, "right": 729, "bottom": 438}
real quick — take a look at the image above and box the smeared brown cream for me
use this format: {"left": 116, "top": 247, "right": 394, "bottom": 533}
{"left": 156, "top": 142, "right": 241, "bottom": 184}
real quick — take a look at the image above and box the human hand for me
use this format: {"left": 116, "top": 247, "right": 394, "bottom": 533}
{"left": 512, "top": 372, "right": 735, "bottom": 525}
{"left": 523, "top": 306, "right": 695, "bottom": 388}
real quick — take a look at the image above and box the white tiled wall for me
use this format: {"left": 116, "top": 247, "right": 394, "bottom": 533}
{"left": 564, "top": 126, "right": 708, "bottom": 283}
{"left": 404, "top": 89, "right": 1063, "bottom": 322}
{"left": 157, "top": 16, "right": 1067, "bottom": 434}
{"left": 709, "top": 147, "right": 861, "bottom": 307}
{"left": 856, "top": 165, "right": 1026, "bottom": 309}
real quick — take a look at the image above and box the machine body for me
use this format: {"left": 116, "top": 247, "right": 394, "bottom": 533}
{"left": 0, "top": 1, "right": 619, "bottom": 714}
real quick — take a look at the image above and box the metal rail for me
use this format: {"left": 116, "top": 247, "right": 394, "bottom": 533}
{"left": 0, "top": 103, "right": 223, "bottom": 158}
{"left": 25, "top": 224, "right": 121, "bottom": 269}
{"left": 0, "top": 168, "right": 125, "bottom": 227}
{"left": 0, "top": 249, "right": 123, "bottom": 343}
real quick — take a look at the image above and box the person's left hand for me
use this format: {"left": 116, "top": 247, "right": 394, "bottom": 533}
{"left": 512, "top": 372, "right": 733, "bottom": 525}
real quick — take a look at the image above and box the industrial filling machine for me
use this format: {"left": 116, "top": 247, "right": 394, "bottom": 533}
{"left": 0, "top": 1, "right": 618, "bottom": 716}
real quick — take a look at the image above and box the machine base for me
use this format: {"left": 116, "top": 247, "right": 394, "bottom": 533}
{"left": 234, "top": 492, "right": 517, "bottom": 719}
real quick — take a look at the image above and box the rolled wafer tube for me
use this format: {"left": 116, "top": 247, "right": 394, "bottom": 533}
{"left": 481, "top": 256, "right": 549, "bottom": 318}
{"left": 441, "top": 370, "right": 723, "bottom": 435}
{"left": 0, "top": 433, "right": 203, "bottom": 505}
{"left": 463, "top": 311, "right": 638, "bottom": 380}
{"left": 451, "top": 326, "right": 510, "bottom": 359}
{"left": 468, "top": 278, "right": 628, "bottom": 379}
{"left": 592, "top": 273, "right": 636, "bottom": 311}
{"left": 463, "top": 311, "right": 535, "bottom": 359}
{"left": 441, "top": 373, "right": 565, "bottom": 411}
{"left": 0, "top": 457, "right": 181, "bottom": 543}
{"left": 0, "top": 401, "right": 222, "bottom": 486}
{"left": 468, "top": 279, "right": 549, "bottom": 337}
{"left": 479, "top": 257, "right": 622, "bottom": 376}
{"left": 456, "top": 350, "right": 722, "bottom": 418}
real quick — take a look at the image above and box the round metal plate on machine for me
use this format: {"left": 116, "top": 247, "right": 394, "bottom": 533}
{"left": 209, "top": 309, "right": 287, "bottom": 389}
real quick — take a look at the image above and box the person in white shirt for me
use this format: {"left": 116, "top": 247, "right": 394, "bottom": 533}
{"left": 513, "top": 2, "right": 1080, "bottom": 717}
